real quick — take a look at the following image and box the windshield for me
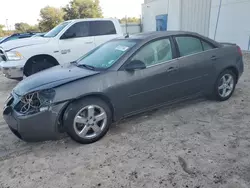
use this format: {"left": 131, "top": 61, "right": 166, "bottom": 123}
{"left": 77, "top": 40, "right": 137, "bottom": 69}
{"left": 44, "top": 21, "right": 71, "bottom": 38}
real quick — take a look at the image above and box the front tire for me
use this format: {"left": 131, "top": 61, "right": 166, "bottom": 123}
{"left": 214, "top": 69, "right": 236, "bottom": 101}
{"left": 64, "top": 97, "right": 112, "bottom": 144}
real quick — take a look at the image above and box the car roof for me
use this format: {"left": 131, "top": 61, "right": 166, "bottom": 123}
{"left": 124, "top": 31, "right": 201, "bottom": 40}
{"left": 70, "top": 18, "right": 118, "bottom": 23}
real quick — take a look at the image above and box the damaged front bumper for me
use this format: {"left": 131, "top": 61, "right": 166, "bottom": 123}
{"left": 3, "top": 96, "right": 68, "bottom": 142}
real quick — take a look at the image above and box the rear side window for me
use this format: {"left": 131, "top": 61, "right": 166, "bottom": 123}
{"left": 65, "top": 21, "right": 90, "bottom": 38}
{"left": 176, "top": 36, "right": 203, "bottom": 57}
{"left": 90, "top": 21, "right": 116, "bottom": 36}
{"left": 201, "top": 40, "right": 214, "bottom": 51}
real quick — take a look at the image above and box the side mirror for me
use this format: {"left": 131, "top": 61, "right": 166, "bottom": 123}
{"left": 125, "top": 60, "right": 146, "bottom": 71}
{"left": 61, "top": 32, "right": 76, "bottom": 40}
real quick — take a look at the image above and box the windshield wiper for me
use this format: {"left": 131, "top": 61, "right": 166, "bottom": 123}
{"left": 77, "top": 64, "right": 96, "bottom": 70}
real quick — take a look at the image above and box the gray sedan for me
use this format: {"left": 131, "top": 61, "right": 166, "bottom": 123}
{"left": 3, "top": 31, "right": 244, "bottom": 144}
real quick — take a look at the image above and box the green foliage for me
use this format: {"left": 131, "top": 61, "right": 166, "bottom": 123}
{"left": 63, "top": 0, "right": 103, "bottom": 20}
{"left": 0, "top": 24, "right": 13, "bottom": 37}
{"left": 0, "top": 24, "right": 4, "bottom": 31}
{"left": 0, "top": 24, "right": 5, "bottom": 37}
{"left": 0, "top": 0, "right": 105, "bottom": 36}
{"left": 38, "top": 6, "right": 65, "bottom": 32}
{"left": 15, "top": 23, "right": 31, "bottom": 32}
{"left": 119, "top": 17, "right": 141, "bottom": 24}
{"left": 29, "top": 25, "right": 40, "bottom": 32}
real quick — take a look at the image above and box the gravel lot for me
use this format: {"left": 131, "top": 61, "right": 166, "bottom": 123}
{"left": 0, "top": 54, "right": 250, "bottom": 188}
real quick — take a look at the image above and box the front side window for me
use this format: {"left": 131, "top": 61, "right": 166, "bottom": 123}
{"left": 44, "top": 21, "right": 71, "bottom": 38}
{"left": 90, "top": 21, "right": 117, "bottom": 36}
{"left": 131, "top": 38, "right": 173, "bottom": 67}
{"left": 77, "top": 39, "right": 137, "bottom": 69}
{"left": 64, "top": 22, "right": 90, "bottom": 38}
{"left": 176, "top": 36, "right": 203, "bottom": 57}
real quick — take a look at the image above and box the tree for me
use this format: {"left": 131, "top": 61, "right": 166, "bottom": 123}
{"left": 28, "top": 25, "right": 40, "bottom": 32}
{"left": 63, "top": 0, "right": 103, "bottom": 20}
{"left": 15, "top": 23, "right": 32, "bottom": 33}
{"left": 119, "top": 17, "right": 141, "bottom": 24}
{"left": 0, "top": 24, "right": 5, "bottom": 37}
{"left": 38, "top": 6, "right": 65, "bottom": 32}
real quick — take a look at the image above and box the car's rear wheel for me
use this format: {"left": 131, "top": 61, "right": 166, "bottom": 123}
{"left": 64, "top": 97, "right": 112, "bottom": 144}
{"left": 214, "top": 69, "right": 236, "bottom": 101}
{"left": 24, "top": 57, "right": 56, "bottom": 77}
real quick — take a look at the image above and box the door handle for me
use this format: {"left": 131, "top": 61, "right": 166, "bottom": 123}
{"left": 85, "top": 41, "right": 93, "bottom": 44}
{"left": 211, "top": 55, "right": 218, "bottom": 61}
{"left": 166, "top": 67, "right": 178, "bottom": 73}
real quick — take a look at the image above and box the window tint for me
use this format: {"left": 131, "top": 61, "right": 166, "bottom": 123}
{"left": 201, "top": 40, "right": 214, "bottom": 51}
{"left": 65, "top": 22, "right": 90, "bottom": 38}
{"left": 90, "top": 21, "right": 116, "bottom": 36}
{"left": 176, "top": 36, "right": 203, "bottom": 57}
{"left": 132, "top": 38, "right": 173, "bottom": 67}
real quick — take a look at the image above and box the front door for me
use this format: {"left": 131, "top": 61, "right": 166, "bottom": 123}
{"left": 58, "top": 21, "right": 95, "bottom": 64}
{"left": 119, "top": 38, "right": 181, "bottom": 115}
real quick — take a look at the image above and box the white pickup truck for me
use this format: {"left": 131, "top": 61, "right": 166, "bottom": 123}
{"left": 0, "top": 18, "right": 123, "bottom": 79}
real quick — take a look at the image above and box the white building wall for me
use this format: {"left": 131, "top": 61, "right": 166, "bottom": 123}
{"left": 142, "top": 0, "right": 250, "bottom": 50}
{"left": 141, "top": 0, "right": 169, "bottom": 32}
{"left": 168, "top": 0, "right": 181, "bottom": 30}
{"left": 209, "top": 0, "right": 250, "bottom": 50}
{"left": 142, "top": 0, "right": 211, "bottom": 34}
{"left": 181, "top": 0, "right": 212, "bottom": 36}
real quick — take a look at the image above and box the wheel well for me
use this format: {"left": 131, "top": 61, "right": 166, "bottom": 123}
{"left": 225, "top": 66, "right": 239, "bottom": 82}
{"left": 24, "top": 54, "right": 59, "bottom": 76}
{"left": 60, "top": 94, "right": 115, "bottom": 129}
{"left": 77, "top": 94, "right": 115, "bottom": 121}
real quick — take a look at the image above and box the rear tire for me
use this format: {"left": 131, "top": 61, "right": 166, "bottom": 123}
{"left": 214, "top": 69, "right": 236, "bottom": 101}
{"left": 24, "top": 57, "right": 56, "bottom": 77}
{"left": 64, "top": 97, "right": 112, "bottom": 144}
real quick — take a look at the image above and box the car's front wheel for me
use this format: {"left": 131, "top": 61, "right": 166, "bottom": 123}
{"left": 64, "top": 97, "right": 112, "bottom": 144}
{"left": 214, "top": 69, "right": 236, "bottom": 101}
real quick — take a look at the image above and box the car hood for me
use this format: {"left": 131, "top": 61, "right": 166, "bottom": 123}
{"left": 0, "top": 37, "right": 51, "bottom": 51}
{"left": 13, "top": 64, "right": 100, "bottom": 96}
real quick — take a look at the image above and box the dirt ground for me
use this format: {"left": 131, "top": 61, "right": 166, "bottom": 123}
{"left": 0, "top": 54, "right": 250, "bottom": 188}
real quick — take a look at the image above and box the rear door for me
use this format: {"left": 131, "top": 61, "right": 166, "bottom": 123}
{"left": 173, "top": 35, "right": 216, "bottom": 97}
{"left": 58, "top": 21, "right": 95, "bottom": 64}
{"left": 90, "top": 20, "right": 119, "bottom": 47}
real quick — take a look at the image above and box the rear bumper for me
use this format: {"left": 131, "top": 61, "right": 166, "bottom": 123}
{"left": 3, "top": 102, "right": 67, "bottom": 142}
{"left": 236, "top": 57, "right": 244, "bottom": 79}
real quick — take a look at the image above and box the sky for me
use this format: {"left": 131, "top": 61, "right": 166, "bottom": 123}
{"left": 0, "top": 0, "right": 144, "bottom": 29}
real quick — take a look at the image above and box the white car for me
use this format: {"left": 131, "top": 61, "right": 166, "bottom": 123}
{"left": 0, "top": 18, "right": 123, "bottom": 79}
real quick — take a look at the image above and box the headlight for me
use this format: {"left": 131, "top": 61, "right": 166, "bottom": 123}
{"left": 15, "top": 89, "right": 55, "bottom": 114}
{"left": 6, "top": 51, "right": 23, "bottom": 61}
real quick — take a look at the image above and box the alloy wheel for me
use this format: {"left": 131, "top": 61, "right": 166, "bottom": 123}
{"left": 73, "top": 105, "right": 107, "bottom": 139}
{"left": 218, "top": 73, "right": 234, "bottom": 98}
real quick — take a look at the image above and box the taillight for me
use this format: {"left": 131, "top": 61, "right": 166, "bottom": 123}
{"left": 237, "top": 46, "right": 242, "bottom": 56}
